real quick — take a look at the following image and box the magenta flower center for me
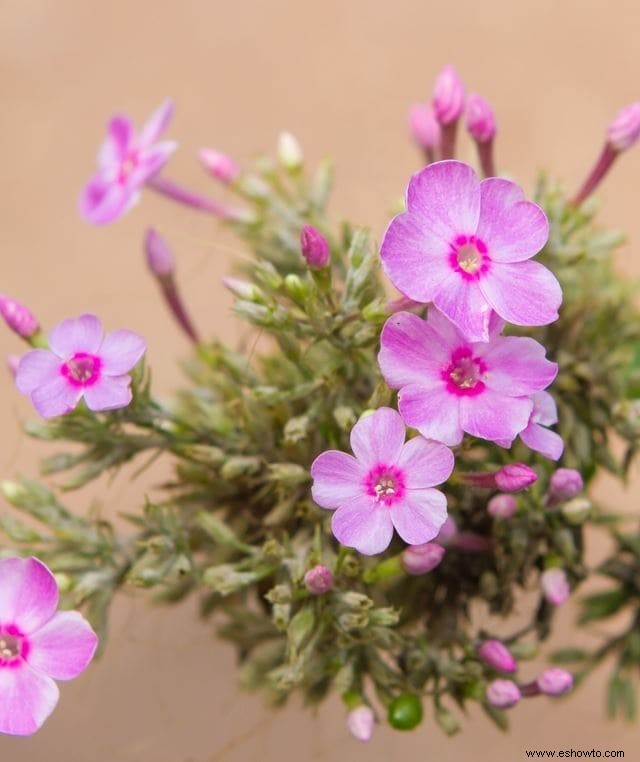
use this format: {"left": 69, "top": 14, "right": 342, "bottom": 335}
{"left": 444, "top": 347, "right": 487, "bottom": 397}
{"left": 449, "top": 235, "right": 489, "bottom": 280}
{"left": 61, "top": 352, "right": 102, "bottom": 387}
{"left": 0, "top": 625, "right": 29, "bottom": 668}
{"left": 365, "top": 464, "right": 406, "bottom": 506}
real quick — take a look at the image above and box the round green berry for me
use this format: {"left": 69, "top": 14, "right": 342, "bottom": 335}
{"left": 387, "top": 693, "right": 423, "bottom": 730}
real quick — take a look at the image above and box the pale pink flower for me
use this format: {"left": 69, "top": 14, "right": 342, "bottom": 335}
{"left": 310, "top": 407, "right": 454, "bottom": 555}
{"left": 380, "top": 161, "right": 561, "bottom": 342}
{"left": 79, "top": 99, "right": 177, "bottom": 225}
{"left": 541, "top": 568, "right": 570, "bottom": 606}
{"left": 500, "top": 391, "right": 564, "bottom": 461}
{"left": 347, "top": 705, "right": 375, "bottom": 741}
{"left": 198, "top": 148, "right": 241, "bottom": 184}
{"left": 378, "top": 308, "right": 557, "bottom": 447}
{"left": 0, "top": 557, "right": 97, "bottom": 736}
{"left": 477, "top": 640, "right": 517, "bottom": 673}
{"left": 16, "top": 314, "right": 146, "bottom": 419}
{"left": 486, "top": 679, "right": 521, "bottom": 709}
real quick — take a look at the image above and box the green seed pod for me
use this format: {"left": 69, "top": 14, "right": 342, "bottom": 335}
{"left": 387, "top": 693, "right": 423, "bottom": 730}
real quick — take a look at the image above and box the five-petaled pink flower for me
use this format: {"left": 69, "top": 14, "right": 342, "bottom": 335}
{"left": 0, "top": 556, "right": 97, "bottom": 736}
{"left": 16, "top": 314, "right": 146, "bottom": 418}
{"left": 310, "top": 407, "right": 454, "bottom": 555}
{"left": 497, "top": 391, "right": 564, "bottom": 461}
{"left": 79, "top": 99, "right": 177, "bottom": 225}
{"left": 378, "top": 308, "right": 557, "bottom": 447}
{"left": 380, "top": 160, "right": 562, "bottom": 342}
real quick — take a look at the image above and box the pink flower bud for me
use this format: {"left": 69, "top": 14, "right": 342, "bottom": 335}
{"left": 537, "top": 668, "right": 573, "bottom": 696}
{"left": 408, "top": 104, "right": 441, "bottom": 151}
{"left": 0, "top": 295, "right": 39, "bottom": 340}
{"left": 6, "top": 354, "right": 20, "bottom": 378}
{"left": 487, "top": 493, "right": 517, "bottom": 519}
{"left": 432, "top": 65, "right": 465, "bottom": 125}
{"left": 478, "top": 640, "right": 518, "bottom": 673}
{"left": 466, "top": 93, "right": 497, "bottom": 143}
{"left": 436, "top": 515, "right": 458, "bottom": 546}
{"left": 547, "top": 468, "right": 583, "bottom": 504}
{"left": 144, "top": 229, "right": 175, "bottom": 278}
{"left": 304, "top": 564, "right": 334, "bottom": 595}
{"left": 300, "top": 225, "right": 330, "bottom": 269}
{"left": 606, "top": 102, "right": 640, "bottom": 152}
{"left": 401, "top": 542, "right": 445, "bottom": 575}
{"left": 541, "top": 568, "right": 570, "bottom": 606}
{"left": 494, "top": 464, "right": 537, "bottom": 492}
{"left": 347, "top": 705, "right": 375, "bottom": 742}
{"left": 485, "top": 679, "right": 521, "bottom": 709}
{"left": 198, "top": 148, "right": 241, "bottom": 184}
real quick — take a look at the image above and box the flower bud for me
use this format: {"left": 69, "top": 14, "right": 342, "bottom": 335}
{"left": 300, "top": 225, "right": 330, "bottom": 269}
{"left": 561, "top": 497, "right": 591, "bottom": 525}
{"left": 487, "top": 493, "right": 517, "bottom": 519}
{"left": 222, "top": 277, "right": 265, "bottom": 303}
{"left": 495, "top": 464, "right": 537, "bottom": 492}
{"left": 6, "top": 354, "right": 20, "bottom": 378}
{"left": 304, "top": 564, "right": 334, "bottom": 595}
{"left": 606, "top": 101, "right": 640, "bottom": 152}
{"left": 347, "top": 705, "right": 375, "bottom": 742}
{"left": 277, "top": 131, "right": 303, "bottom": 171}
{"left": 537, "top": 668, "right": 573, "bottom": 696}
{"left": 144, "top": 228, "right": 175, "bottom": 278}
{"left": 432, "top": 65, "right": 465, "bottom": 125}
{"left": 408, "top": 104, "right": 441, "bottom": 152}
{"left": 540, "top": 567, "right": 570, "bottom": 606}
{"left": 198, "top": 148, "right": 241, "bottom": 184}
{"left": 401, "top": 542, "right": 445, "bottom": 575}
{"left": 435, "top": 515, "right": 458, "bottom": 545}
{"left": 485, "top": 679, "right": 521, "bottom": 709}
{"left": 0, "top": 295, "right": 39, "bottom": 340}
{"left": 477, "top": 640, "right": 518, "bottom": 674}
{"left": 466, "top": 93, "right": 497, "bottom": 143}
{"left": 547, "top": 468, "right": 584, "bottom": 504}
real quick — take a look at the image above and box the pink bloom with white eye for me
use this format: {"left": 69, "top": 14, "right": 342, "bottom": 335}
{"left": 378, "top": 308, "right": 557, "bottom": 447}
{"left": 607, "top": 102, "right": 640, "bottom": 152}
{"left": 537, "top": 668, "right": 573, "bottom": 697}
{"left": 466, "top": 93, "right": 497, "bottom": 144}
{"left": 541, "top": 568, "right": 570, "bottom": 606}
{"left": 380, "top": 161, "right": 561, "bottom": 342}
{"left": 486, "top": 679, "right": 521, "bottom": 709}
{"left": 198, "top": 148, "right": 241, "bottom": 184}
{"left": 0, "top": 557, "right": 97, "bottom": 736}
{"left": 79, "top": 99, "right": 177, "bottom": 225}
{"left": 432, "top": 65, "right": 465, "bottom": 125}
{"left": 310, "top": 407, "right": 454, "bottom": 556}
{"left": 15, "top": 314, "right": 146, "bottom": 419}
{"left": 347, "top": 705, "right": 375, "bottom": 742}
{"left": 408, "top": 104, "right": 441, "bottom": 152}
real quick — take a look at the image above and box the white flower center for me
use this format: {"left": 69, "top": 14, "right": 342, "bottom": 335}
{"left": 0, "top": 634, "right": 21, "bottom": 660}
{"left": 456, "top": 243, "right": 482, "bottom": 274}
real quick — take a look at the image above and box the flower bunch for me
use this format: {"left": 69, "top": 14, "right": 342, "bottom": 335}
{"left": 2, "top": 66, "right": 640, "bottom": 741}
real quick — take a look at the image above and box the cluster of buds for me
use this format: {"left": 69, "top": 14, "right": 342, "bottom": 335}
{"left": 486, "top": 668, "right": 574, "bottom": 710}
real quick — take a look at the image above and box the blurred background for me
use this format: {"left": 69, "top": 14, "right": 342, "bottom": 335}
{"left": 1, "top": 0, "right": 640, "bottom": 759}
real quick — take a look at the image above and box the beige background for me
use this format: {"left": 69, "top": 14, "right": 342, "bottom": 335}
{"left": 1, "top": 1, "right": 640, "bottom": 759}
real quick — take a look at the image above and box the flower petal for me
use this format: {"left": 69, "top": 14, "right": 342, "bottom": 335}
{"left": 479, "top": 336, "right": 558, "bottom": 396}
{"left": 31, "top": 376, "right": 83, "bottom": 418}
{"left": 459, "top": 390, "right": 532, "bottom": 443}
{"left": 397, "top": 436, "right": 455, "bottom": 489}
{"left": 331, "top": 495, "right": 394, "bottom": 555}
{"left": 0, "top": 662, "right": 59, "bottom": 736}
{"left": 97, "top": 115, "right": 134, "bottom": 169}
{"left": 27, "top": 611, "right": 98, "bottom": 681}
{"left": 48, "top": 314, "right": 103, "bottom": 359}
{"left": 531, "top": 390, "right": 558, "bottom": 426}
{"left": 378, "top": 311, "right": 449, "bottom": 389}
{"left": 0, "top": 557, "right": 58, "bottom": 633}
{"left": 520, "top": 421, "right": 564, "bottom": 461}
{"left": 15, "top": 350, "right": 60, "bottom": 395}
{"left": 479, "top": 260, "right": 562, "bottom": 328}
{"left": 349, "top": 407, "right": 406, "bottom": 467}
{"left": 82, "top": 375, "right": 132, "bottom": 412}
{"left": 99, "top": 330, "right": 146, "bottom": 375}
{"left": 432, "top": 271, "right": 492, "bottom": 342}
{"left": 132, "top": 141, "right": 178, "bottom": 185}
{"left": 477, "top": 178, "right": 549, "bottom": 263}
{"left": 391, "top": 489, "right": 448, "bottom": 545}
{"left": 78, "top": 175, "right": 139, "bottom": 226}
{"left": 398, "top": 384, "right": 463, "bottom": 446}
{"left": 138, "top": 98, "right": 174, "bottom": 148}
{"left": 311, "top": 451, "right": 366, "bottom": 509}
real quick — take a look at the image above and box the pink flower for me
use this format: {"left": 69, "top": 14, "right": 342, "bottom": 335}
{"left": 477, "top": 640, "right": 517, "bottom": 673}
{"left": 501, "top": 391, "right": 564, "bottom": 461}
{"left": 0, "top": 557, "right": 97, "bottom": 736}
{"left": 198, "top": 148, "right": 241, "bottom": 184}
{"left": 408, "top": 104, "right": 441, "bottom": 153}
{"left": 380, "top": 161, "right": 561, "bottom": 342}
{"left": 541, "top": 568, "right": 570, "bottom": 606}
{"left": 347, "top": 705, "right": 375, "bottom": 741}
{"left": 466, "top": 93, "right": 497, "bottom": 143}
{"left": 485, "top": 679, "right": 521, "bottom": 709}
{"left": 607, "top": 101, "right": 640, "bottom": 152}
{"left": 310, "top": 407, "right": 454, "bottom": 555}
{"left": 432, "top": 65, "right": 465, "bottom": 125}
{"left": 79, "top": 99, "right": 177, "bottom": 225}
{"left": 378, "top": 308, "right": 557, "bottom": 446}
{"left": 16, "top": 314, "right": 146, "bottom": 419}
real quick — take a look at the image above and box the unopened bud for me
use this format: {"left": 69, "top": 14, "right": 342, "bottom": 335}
{"left": 347, "top": 705, "right": 375, "bottom": 742}
{"left": 547, "top": 468, "right": 584, "bottom": 504}
{"left": 0, "top": 295, "right": 39, "bottom": 340}
{"left": 277, "top": 131, "right": 303, "bottom": 171}
{"left": 304, "top": 564, "right": 334, "bottom": 595}
{"left": 485, "top": 679, "right": 521, "bottom": 709}
{"left": 537, "top": 668, "right": 573, "bottom": 696}
{"left": 487, "top": 493, "right": 517, "bottom": 519}
{"left": 144, "top": 228, "right": 175, "bottom": 278}
{"left": 401, "top": 542, "right": 445, "bottom": 575}
{"left": 607, "top": 101, "right": 640, "bottom": 152}
{"left": 198, "top": 147, "right": 241, "bottom": 184}
{"left": 436, "top": 515, "right": 458, "bottom": 545}
{"left": 432, "top": 65, "right": 465, "bottom": 125}
{"left": 477, "top": 640, "right": 517, "bottom": 674}
{"left": 284, "top": 273, "right": 310, "bottom": 302}
{"left": 540, "top": 568, "right": 570, "bottom": 606}
{"left": 561, "top": 497, "right": 591, "bottom": 525}
{"left": 6, "top": 354, "right": 20, "bottom": 378}
{"left": 495, "top": 464, "right": 537, "bottom": 492}
{"left": 300, "top": 225, "right": 330, "bottom": 269}
{"left": 466, "top": 93, "right": 497, "bottom": 143}
{"left": 408, "top": 104, "right": 441, "bottom": 153}
{"left": 222, "top": 277, "right": 265, "bottom": 303}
